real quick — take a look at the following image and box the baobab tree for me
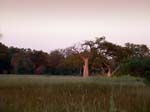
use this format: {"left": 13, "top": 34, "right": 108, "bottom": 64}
{"left": 71, "top": 37, "right": 106, "bottom": 77}
{"left": 95, "top": 40, "right": 132, "bottom": 77}
{"left": 71, "top": 43, "right": 91, "bottom": 77}
{"left": 71, "top": 36, "right": 132, "bottom": 77}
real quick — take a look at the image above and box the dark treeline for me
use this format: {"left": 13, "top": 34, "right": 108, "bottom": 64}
{"left": 0, "top": 37, "right": 150, "bottom": 78}
{"left": 0, "top": 42, "right": 82, "bottom": 75}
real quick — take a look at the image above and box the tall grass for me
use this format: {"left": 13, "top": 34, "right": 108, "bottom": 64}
{"left": 0, "top": 75, "right": 150, "bottom": 112}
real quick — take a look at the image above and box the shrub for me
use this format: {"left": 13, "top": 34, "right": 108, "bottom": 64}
{"left": 144, "top": 71, "right": 150, "bottom": 81}
{"left": 117, "top": 57, "right": 150, "bottom": 79}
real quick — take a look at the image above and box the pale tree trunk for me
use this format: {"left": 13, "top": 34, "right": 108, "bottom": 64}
{"left": 73, "top": 49, "right": 90, "bottom": 77}
{"left": 83, "top": 58, "right": 89, "bottom": 77}
{"left": 103, "top": 63, "right": 112, "bottom": 77}
{"left": 107, "top": 66, "right": 111, "bottom": 77}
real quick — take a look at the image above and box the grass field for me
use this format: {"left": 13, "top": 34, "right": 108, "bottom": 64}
{"left": 0, "top": 75, "right": 150, "bottom": 112}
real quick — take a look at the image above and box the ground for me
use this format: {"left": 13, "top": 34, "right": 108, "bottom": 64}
{"left": 0, "top": 75, "right": 150, "bottom": 112}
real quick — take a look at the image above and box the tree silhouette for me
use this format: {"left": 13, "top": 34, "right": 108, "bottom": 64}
{"left": 71, "top": 43, "right": 91, "bottom": 77}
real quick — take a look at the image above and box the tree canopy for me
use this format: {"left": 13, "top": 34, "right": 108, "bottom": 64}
{"left": 0, "top": 37, "right": 149, "bottom": 79}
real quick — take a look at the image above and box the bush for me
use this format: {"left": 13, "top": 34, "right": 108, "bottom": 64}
{"left": 118, "top": 57, "right": 150, "bottom": 78}
{"left": 144, "top": 71, "right": 150, "bottom": 81}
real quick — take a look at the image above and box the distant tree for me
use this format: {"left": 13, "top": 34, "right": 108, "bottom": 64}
{"left": 95, "top": 40, "right": 132, "bottom": 76}
{"left": 30, "top": 50, "right": 49, "bottom": 74}
{"left": 125, "top": 43, "right": 150, "bottom": 57}
{"left": 118, "top": 57, "right": 150, "bottom": 78}
{"left": 116, "top": 43, "right": 150, "bottom": 78}
{"left": 71, "top": 37, "right": 132, "bottom": 77}
{"left": 49, "top": 49, "right": 64, "bottom": 68}
{"left": 47, "top": 49, "right": 65, "bottom": 74}
{"left": 0, "top": 42, "right": 10, "bottom": 73}
{"left": 10, "top": 50, "right": 34, "bottom": 74}
{"left": 71, "top": 43, "right": 92, "bottom": 77}
{"left": 58, "top": 52, "right": 82, "bottom": 75}
{"left": 18, "top": 55, "right": 34, "bottom": 74}
{"left": 71, "top": 37, "right": 107, "bottom": 77}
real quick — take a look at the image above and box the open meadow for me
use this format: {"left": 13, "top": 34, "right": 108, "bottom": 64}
{"left": 0, "top": 75, "right": 150, "bottom": 112}
{"left": 0, "top": 0, "right": 150, "bottom": 112}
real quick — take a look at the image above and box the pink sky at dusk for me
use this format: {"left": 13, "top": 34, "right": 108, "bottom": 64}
{"left": 0, "top": 0, "right": 150, "bottom": 52}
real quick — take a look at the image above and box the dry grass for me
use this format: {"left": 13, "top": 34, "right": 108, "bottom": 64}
{"left": 0, "top": 75, "right": 150, "bottom": 112}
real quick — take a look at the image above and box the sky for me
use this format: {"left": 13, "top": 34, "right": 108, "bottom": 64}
{"left": 0, "top": 0, "right": 150, "bottom": 52}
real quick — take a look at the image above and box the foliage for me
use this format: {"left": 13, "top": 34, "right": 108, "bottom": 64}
{"left": 0, "top": 37, "right": 149, "bottom": 76}
{"left": 118, "top": 57, "right": 150, "bottom": 78}
{"left": 125, "top": 43, "right": 150, "bottom": 57}
{"left": 144, "top": 71, "right": 150, "bottom": 82}
{"left": 0, "top": 43, "right": 10, "bottom": 73}
{"left": 17, "top": 55, "right": 34, "bottom": 74}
